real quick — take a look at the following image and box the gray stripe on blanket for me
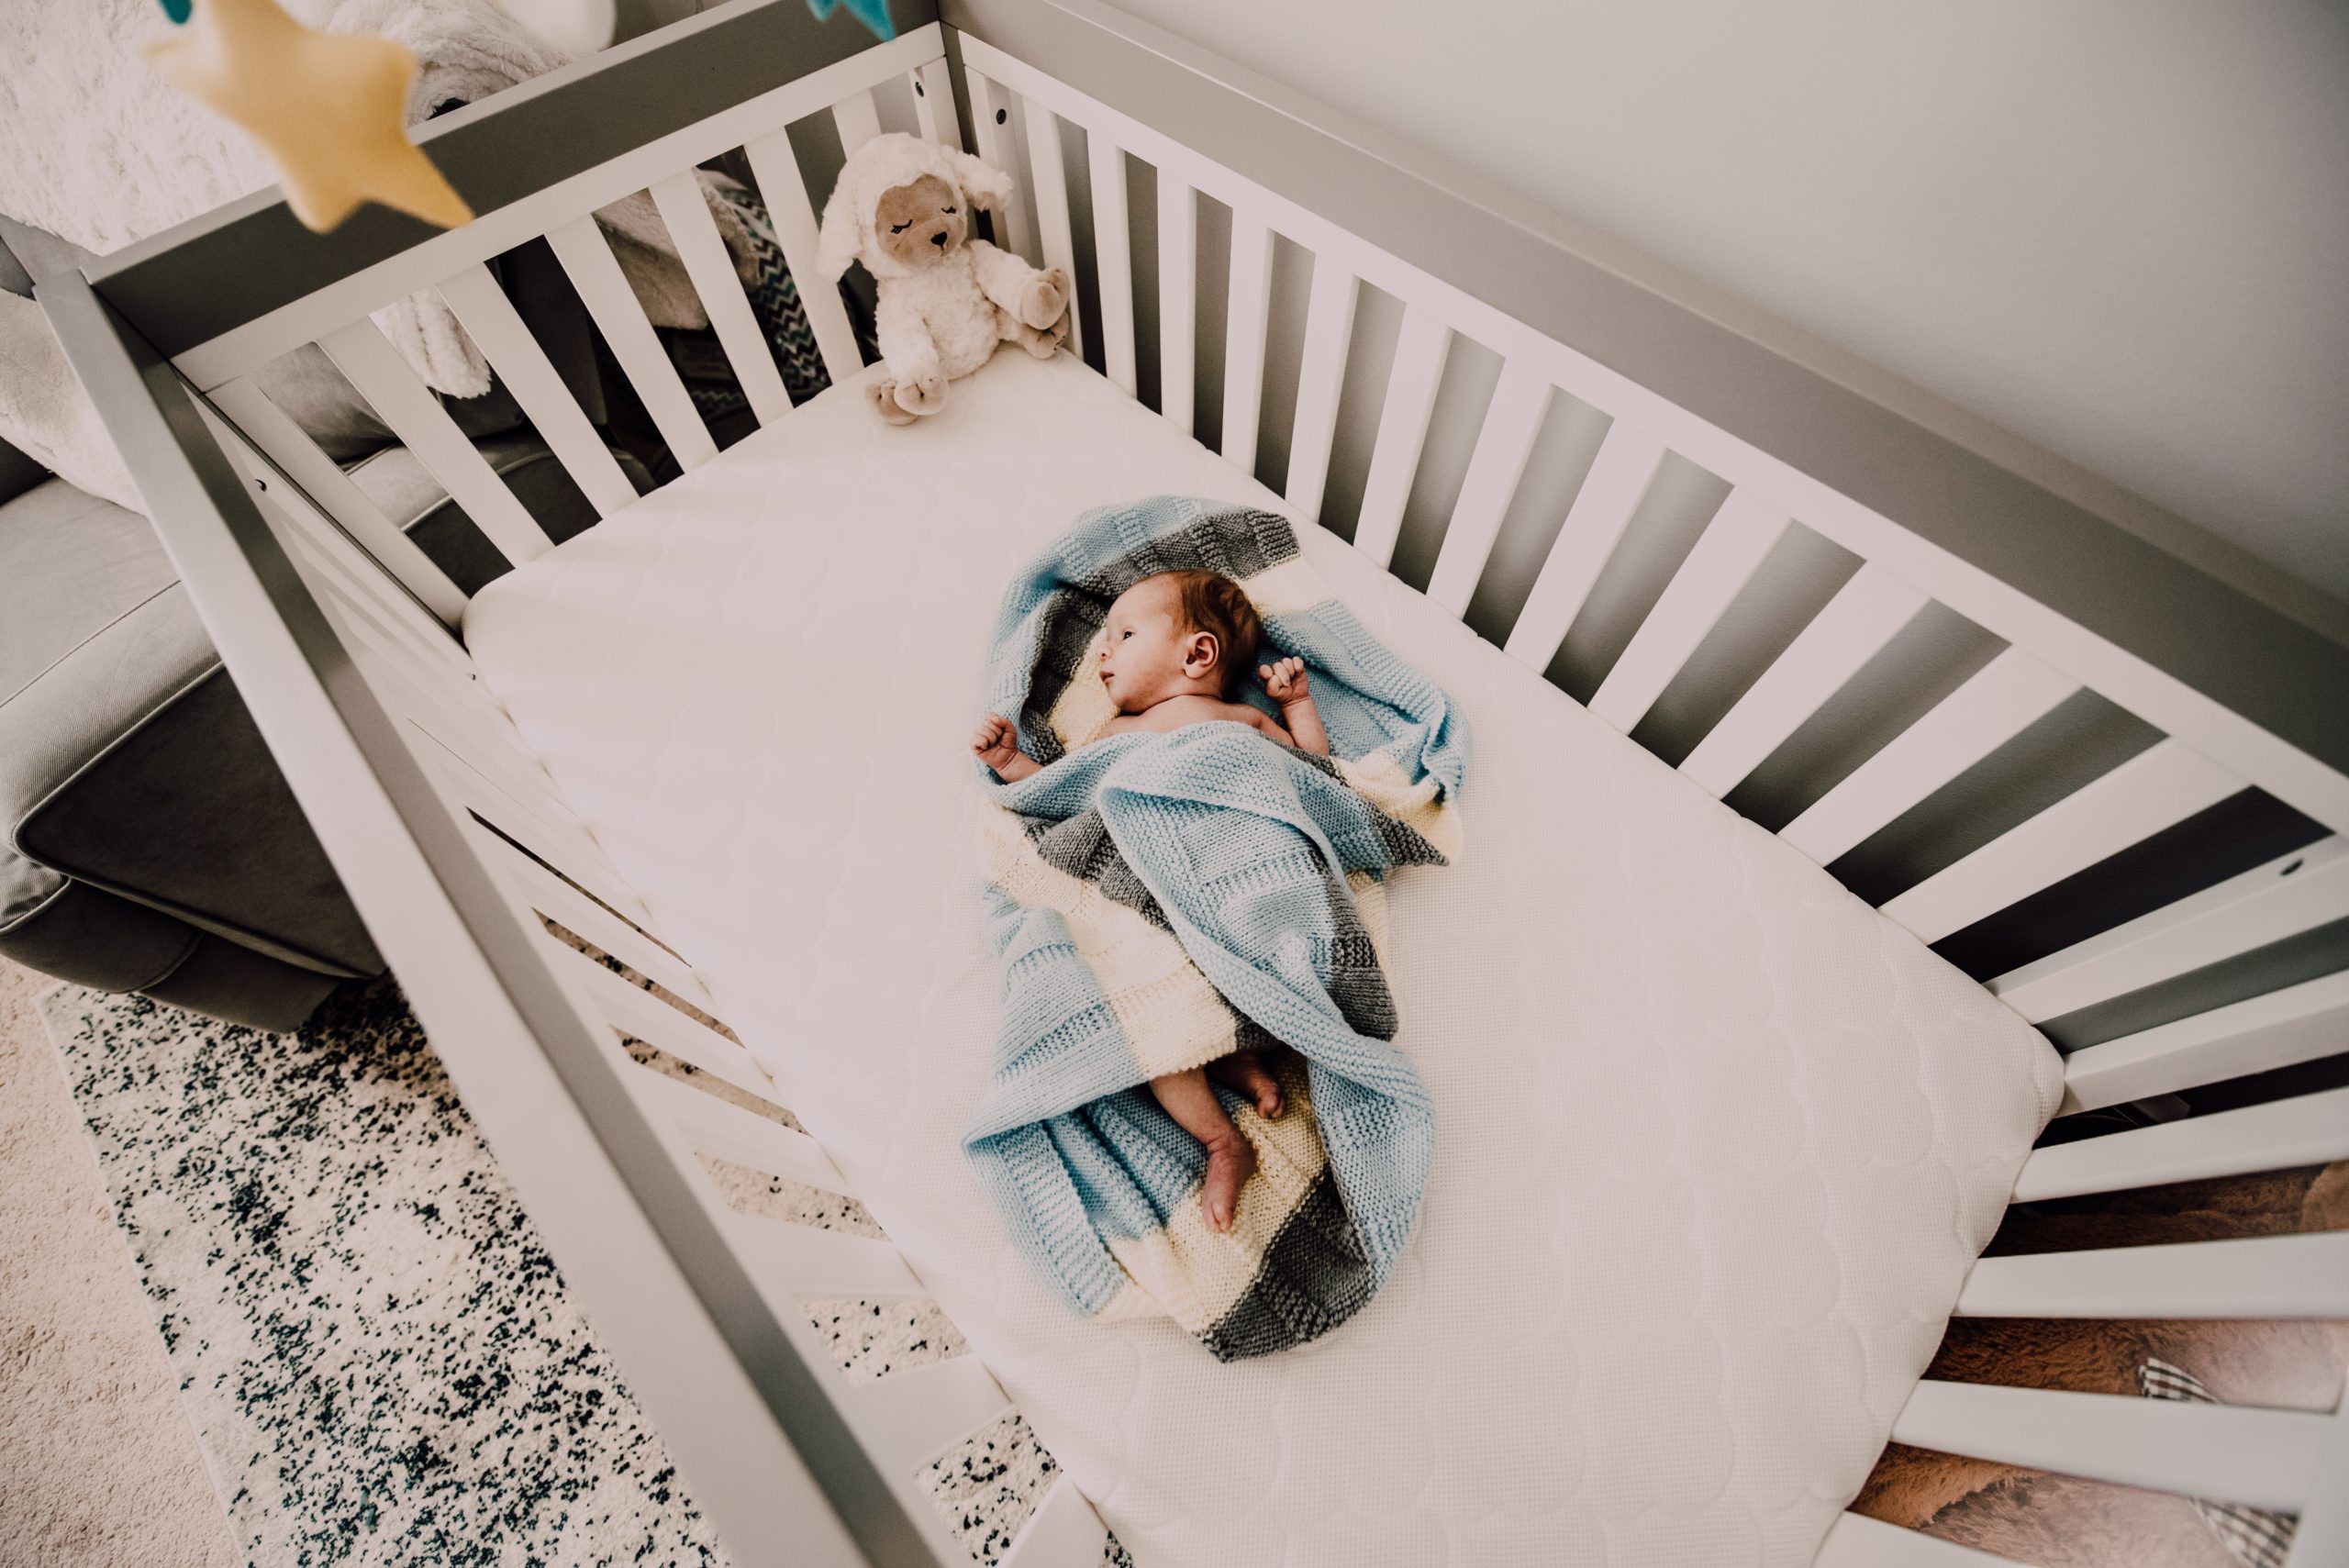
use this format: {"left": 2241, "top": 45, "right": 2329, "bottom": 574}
{"left": 1063, "top": 507, "right": 1298, "bottom": 600}
{"left": 1200, "top": 1166, "right": 1376, "bottom": 1362}
{"left": 1025, "top": 809, "right": 1169, "bottom": 927}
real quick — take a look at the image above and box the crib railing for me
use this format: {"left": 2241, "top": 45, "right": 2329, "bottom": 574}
{"left": 41, "top": 0, "right": 2348, "bottom": 1562}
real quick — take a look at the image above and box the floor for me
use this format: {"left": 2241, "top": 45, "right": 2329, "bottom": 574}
{"left": 0, "top": 954, "right": 236, "bottom": 1568}
{"left": 6, "top": 942, "right": 2341, "bottom": 1567}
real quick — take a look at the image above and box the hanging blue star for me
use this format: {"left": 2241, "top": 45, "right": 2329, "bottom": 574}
{"left": 807, "top": 0, "right": 894, "bottom": 42}
{"left": 158, "top": 0, "right": 193, "bottom": 23}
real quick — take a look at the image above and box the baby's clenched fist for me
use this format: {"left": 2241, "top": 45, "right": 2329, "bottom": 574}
{"left": 1260, "top": 657, "right": 1310, "bottom": 706}
{"left": 973, "top": 713, "right": 1021, "bottom": 769}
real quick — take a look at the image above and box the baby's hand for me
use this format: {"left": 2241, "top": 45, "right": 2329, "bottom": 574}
{"left": 973, "top": 713, "right": 1028, "bottom": 773}
{"left": 1260, "top": 657, "right": 1311, "bottom": 706}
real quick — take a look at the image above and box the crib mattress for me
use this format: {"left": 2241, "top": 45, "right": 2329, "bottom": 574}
{"left": 463, "top": 349, "right": 2062, "bottom": 1568}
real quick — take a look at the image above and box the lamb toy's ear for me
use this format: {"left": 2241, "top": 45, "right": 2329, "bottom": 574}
{"left": 948, "top": 150, "right": 1017, "bottom": 213}
{"left": 815, "top": 170, "right": 861, "bottom": 282}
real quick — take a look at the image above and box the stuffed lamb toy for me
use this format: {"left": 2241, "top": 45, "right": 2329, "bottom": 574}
{"left": 817, "top": 132, "right": 1071, "bottom": 424}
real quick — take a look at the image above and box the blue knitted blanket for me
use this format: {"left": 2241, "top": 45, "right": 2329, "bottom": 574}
{"left": 966, "top": 497, "right": 1466, "bottom": 1360}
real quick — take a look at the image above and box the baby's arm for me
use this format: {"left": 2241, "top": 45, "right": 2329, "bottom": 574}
{"left": 973, "top": 713, "right": 1041, "bottom": 781}
{"left": 1259, "top": 658, "right": 1330, "bottom": 755}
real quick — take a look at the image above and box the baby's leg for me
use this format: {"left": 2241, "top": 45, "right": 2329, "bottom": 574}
{"left": 1149, "top": 1067, "right": 1257, "bottom": 1233}
{"left": 1207, "top": 1050, "right": 1285, "bottom": 1119}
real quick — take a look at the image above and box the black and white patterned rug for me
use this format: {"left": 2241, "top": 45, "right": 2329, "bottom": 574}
{"left": 40, "top": 976, "right": 1085, "bottom": 1567}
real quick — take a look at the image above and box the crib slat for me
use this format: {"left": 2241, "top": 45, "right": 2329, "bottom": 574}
{"left": 433, "top": 264, "right": 640, "bottom": 517}
{"left": 1888, "top": 1380, "right": 2327, "bottom": 1512}
{"left": 1989, "top": 836, "right": 2349, "bottom": 1025}
{"left": 545, "top": 215, "right": 718, "bottom": 471}
{"left": 1155, "top": 174, "right": 1197, "bottom": 434}
{"left": 272, "top": 518, "right": 471, "bottom": 686}
{"left": 1351, "top": 307, "right": 1451, "bottom": 569}
{"left": 318, "top": 318, "right": 551, "bottom": 565}
{"left": 2057, "top": 969, "right": 2349, "bottom": 1114}
{"left": 484, "top": 830, "right": 711, "bottom": 1007}
{"left": 1679, "top": 565, "right": 1929, "bottom": 798}
{"left": 741, "top": 128, "right": 867, "bottom": 386}
{"left": 1877, "top": 739, "right": 2241, "bottom": 944}
{"left": 306, "top": 577, "right": 540, "bottom": 771}
{"left": 1814, "top": 1514, "right": 2037, "bottom": 1568}
{"left": 831, "top": 89, "right": 885, "bottom": 156}
{"left": 729, "top": 1212, "right": 929, "bottom": 1298}
{"left": 1780, "top": 647, "right": 2078, "bottom": 867}
{"left": 1501, "top": 420, "right": 1666, "bottom": 669}
{"left": 627, "top": 1062, "right": 853, "bottom": 1195}
{"left": 1425, "top": 361, "right": 1551, "bottom": 617}
{"left": 548, "top": 936, "right": 777, "bottom": 1099}
{"left": 2013, "top": 1085, "right": 2349, "bottom": 1202}
{"left": 1589, "top": 491, "right": 1791, "bottom": 731}
{"left": 1021, "top": 99, "right": 1085, "bottom": 359}
{"left": 207, "top": 378, "right": 467, "bottom": 625}
{"left": 1085, "top": 135, "right": 1137, "bottom": 396}
{"left": 1219, "top": 213, "right": 1275, "bottom": 475}
{"left": 1003, "top": 1476, "right": 1112, "bottom": 1568}
{"left": 648, "top": 172, "right": 793, "bottom": 427}
{"left": 839, "top": 1356, "right": 1015, "bottom": 1474}
{"left": 202, "top": 413, "right": 473, "bottom": 696}
{"left": 434, "top": 751, "right": 647, "bottom": 925}
{"left": 1954, "top": 1232, "right": 2349, "bottom": 1320}
{"left": 1283, "top": 256, "right": 1360, "bottom": 524}
{"left": 964, "top": 71, "right": 1035, "bottom": 263}
{"left": 404, "top": 720, "right": 618, "bottom": 899}
{"left": 909, "top": 60, "right": 955, "bottom": 145}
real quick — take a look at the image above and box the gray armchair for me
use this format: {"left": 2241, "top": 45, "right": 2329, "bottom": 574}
{"left": 1, "top": 220, "right": 648, "bottom": 1029}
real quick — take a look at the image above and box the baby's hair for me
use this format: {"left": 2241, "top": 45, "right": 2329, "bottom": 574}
{"left": 1159, "top": 569, "right": 1261, "bottom": 697}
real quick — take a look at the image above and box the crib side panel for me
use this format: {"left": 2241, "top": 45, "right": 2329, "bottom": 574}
{"left": 953, "top": 18, "right": 2349, "bottom": 1562}
{"left": 50, "top": 270, "right": 1119, "bottom": 1568}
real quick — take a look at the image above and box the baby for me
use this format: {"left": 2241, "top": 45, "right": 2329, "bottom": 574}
{"left": 972, "top": 570, "right": 1330, "bottom": 1232}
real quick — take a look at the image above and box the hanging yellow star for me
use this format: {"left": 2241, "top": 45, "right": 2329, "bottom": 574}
{"left": 147, "top": 0, "right": 473, "bottom": 234}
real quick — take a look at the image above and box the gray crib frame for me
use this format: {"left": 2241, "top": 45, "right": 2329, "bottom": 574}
{"left": 33, "top": 2, "right": 2349, "bottom": 1565}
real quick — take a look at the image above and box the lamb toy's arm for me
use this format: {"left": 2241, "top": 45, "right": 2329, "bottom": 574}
{"left": 968, "top": 240, "right": 1068, "bottom": 330}
{"left": 874, "top": 289, "right": 942, "bottom": 388}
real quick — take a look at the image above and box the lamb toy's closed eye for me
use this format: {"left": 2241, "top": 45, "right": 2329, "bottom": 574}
{"left": 815, "top": 132, "right": 1071, "bottom": 423}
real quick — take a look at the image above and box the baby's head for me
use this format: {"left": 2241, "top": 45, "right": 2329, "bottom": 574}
{"left": 1097, "top": 570, "right": 1261, "bottom": 713}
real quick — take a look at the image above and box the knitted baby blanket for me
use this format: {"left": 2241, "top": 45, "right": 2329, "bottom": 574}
{"left": 965, "top": 496, "right": 1466, "bottom": 1360}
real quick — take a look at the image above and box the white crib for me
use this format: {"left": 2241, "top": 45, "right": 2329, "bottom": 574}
{"left": 39, "top": 1, "right": 2349, "bottom": 1563}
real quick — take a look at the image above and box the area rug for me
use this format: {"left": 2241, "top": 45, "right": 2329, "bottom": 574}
{"left": 40, "top": 975, "right": 1097, "bottom": 1567}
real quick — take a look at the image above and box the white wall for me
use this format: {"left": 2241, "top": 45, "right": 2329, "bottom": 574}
{"left": 1100, "top": 0, "right": 2349, "bottom": 606}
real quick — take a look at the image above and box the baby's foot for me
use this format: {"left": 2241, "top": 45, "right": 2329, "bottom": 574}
{"left": 1209, "top": 1051, "right": 1285, "bottom": 1120}
{"left": 1199, "top": 1128, "right": 1257, "bottom": 1233}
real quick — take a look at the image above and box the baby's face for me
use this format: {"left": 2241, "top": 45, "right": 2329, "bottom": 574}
{"left": 1097, "top": 577, "right": 1196, "bottom": 713}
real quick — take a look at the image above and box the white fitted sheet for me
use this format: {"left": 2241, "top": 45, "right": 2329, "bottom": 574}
{"left": 464, "top": 349, "right": 2062, "bottom": 1568}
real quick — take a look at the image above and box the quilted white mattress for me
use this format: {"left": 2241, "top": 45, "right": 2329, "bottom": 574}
{"left": 464, "top": 350, "right": 2061, "bottom": 1568}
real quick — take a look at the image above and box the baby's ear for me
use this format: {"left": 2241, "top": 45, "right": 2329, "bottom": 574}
{"left": 1183, "top": 629, "right": 1221, "bottom": 677}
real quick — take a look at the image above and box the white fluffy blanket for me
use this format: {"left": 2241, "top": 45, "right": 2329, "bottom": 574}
{"left": 0, "top": 0, "right": 745, "bottom": 397}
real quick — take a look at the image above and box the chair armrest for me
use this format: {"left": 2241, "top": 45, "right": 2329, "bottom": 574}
{"left": 0, "top": 478, "right": 381, "bottom": 979}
